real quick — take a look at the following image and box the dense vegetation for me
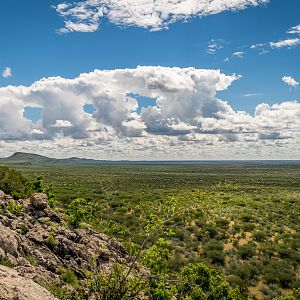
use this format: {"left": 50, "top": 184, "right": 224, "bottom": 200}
{"left": 1, "top": 162, "right": 300, "bottom": 299}
{"left": 0, "top": 165, "right": 33, "bottom": 198}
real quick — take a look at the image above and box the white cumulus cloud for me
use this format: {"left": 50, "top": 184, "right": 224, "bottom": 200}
{"left": 287, "top": 24, "right": 300, "bottom": 35}
{"left": 2, "top": 67, "right": 12, "bottom": 78}
{"left": 54, "top": 0, "right": 269, "bottom": 33}
{"left": 282, "top": 76, "right": 299, "bottom": 88}
{"left": 270, "top": 38, "right": 300, "bottom": 49}
{"left": 0, "top": 66, "right": 299, "bottom": 160}
{"left": 232, "top": 51, "right": 244, "bottom": 58}
{"left": 52, "top": 120, "right": 74, "bottom": 128}
{"left": 251, "top": 24, "right": 300, "bottom": 53}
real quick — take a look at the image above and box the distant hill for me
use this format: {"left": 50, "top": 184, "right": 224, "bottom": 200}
{"left": 0, "top": 152, "right": 299, "bottom": 166}
{"left": 0, "top": 152, "right": 106, "bottom": 166}
{"left": 3, "top": 152, "right": 56, "bottom": 165}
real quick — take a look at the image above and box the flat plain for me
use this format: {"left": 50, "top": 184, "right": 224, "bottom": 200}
{"left": 12, "top": 161, "right": 300, "bottom": 299}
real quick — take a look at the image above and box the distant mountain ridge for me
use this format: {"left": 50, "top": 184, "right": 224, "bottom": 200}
{"left": 0, "top": 152, "right": 299, "bottom": 166}
{"left": 0, "top": 152, "right": 107, "bottom": 165}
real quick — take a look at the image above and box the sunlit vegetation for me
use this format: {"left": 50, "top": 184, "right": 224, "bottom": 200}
{"left": 4, "top": 162, "right": 300, "bottom": 299}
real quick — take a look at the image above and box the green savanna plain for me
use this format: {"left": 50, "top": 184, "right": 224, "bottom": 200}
{"left": 11, "top": 161, "right": 300, "bottom": 299}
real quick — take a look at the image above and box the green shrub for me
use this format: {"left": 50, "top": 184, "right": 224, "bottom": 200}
{"left": 195, "top": 231, "right": 204, "bottom": 241}
{"left": 67, "top": 197, "right": 98, "bottom": 227}
{"left": 203, "top": 240, "right": 225, "bottom": 265}
{"left": 104, "top": 221, "right": 129, "bottom": 237}
{"left": 204, "top": 240, "right": 224, "bottom": 251}
{"left": 46, "top": 232, "right": 57, "bottom": 248}
{"left": 148, "top": 280, "right": 174, "bottom": 300}
{"left": 0, "top": 165, "right": 33, "bottom": 198}
{"left": 25, "top": 255, "right": 38, "bottom": 266}
{"left": 41, "top": 282, "right": 85, "bottom": 300}
{"left": 177, "top": 263, "right": 243, "bottom": 300}
{"left": 242, "top": 222, "right": 256, "bottom": 232}
{"left": 293, "top": 288, "right": 300, "bottom": 300}
{"left": 0, "top": 257, "right": 14, "bottom": 268}
{"left": 142, "top": 238, "right": 171, "bottom": 274}
{"left": 263, "top": 259, "right": 295, "bottom": 288}
{"left": 277, "top": 245, "right": 292, "bottom": 258}
{"left": 60, "top": 268, "right": 78, "bottom": 286}
{"left": 205, "top": 226, "right": 219, "bottom": 238}
{"left": 86, "top": 264, "right": 144, "bottom": 300}
{"left": 5, "top": 200, "right": 23, "bottom": 216}
{"left": 253, "top": 230, "right": 267, "bottom": 242}
{"left": 232, "top": 262, "right": 260, "bottom": 281}
{"left": 239, "top": 214, "right": 254, "bottom": 223}
{"left": 238, "top": 243, "right": 256, "bottom": 260}
{"left": 260, "top": 284, "right": 283, "bottom": 299}
{"left": 215, "top": 218, "right": 230, "bottom": 229}
{"left": 205, "top": 249, "right": 225, "bottom": 265}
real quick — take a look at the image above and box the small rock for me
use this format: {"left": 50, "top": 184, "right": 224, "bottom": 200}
{"left": 34, "top": 211, "right": 46, "bottom": 219}
{"left": 5, "top": 195, "right": 13, "bottom": 201}
{"left": 16, "top": 222, "right": 29, "bottom": 233}
{"left": 109, "top": 238, "right": 127, "bottom": 256}
{"left": 0, "top": 190, "right": 5, "bottom": 200}
{"left": 0, "top": 224, "right": 19, "bottom": 257}
{"left": 38, "top": 217, "right": 51, "bottom": 224}
{"left": 44, "top": 208, "right": 61, "bottom": 223}
{"left": 30, "top": 193, "right": 48, "bottom": 210}
{"left": 0, "top": 215, "right": 13, "bottom": 227}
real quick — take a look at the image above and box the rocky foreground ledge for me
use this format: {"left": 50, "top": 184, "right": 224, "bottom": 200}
{"left": 0, "top": 265, "right": 57, "bottom": 300}
{"left": 0, "top": 191, "right": 129, "bottom": 300}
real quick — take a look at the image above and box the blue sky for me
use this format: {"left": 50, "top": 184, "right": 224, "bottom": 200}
{"left": 1, "top": 0, "right": 299, "bottom": 106}
{"left": 0, "top": 0, "right": 299, "bottom": 159}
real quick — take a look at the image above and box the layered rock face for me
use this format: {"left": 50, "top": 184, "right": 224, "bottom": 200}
{"left": 0, "top": 191, "right": 129, "bottom": 299}
{"left": 0, "top": 265, "right": 57, "bottom": 300}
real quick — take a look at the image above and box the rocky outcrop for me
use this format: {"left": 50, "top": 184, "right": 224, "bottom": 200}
{"left": 0, "top": 265, "right": 57, "bottom": 300}
{"left": 30, "top": 193, "right": 49, "bottom": 210}
{"left": 0, "top": 191, "right": 131, "bottom": 299}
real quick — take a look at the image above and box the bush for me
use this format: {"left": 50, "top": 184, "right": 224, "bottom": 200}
{"left": 242, "top": 222, "right": 256, "bottom": 232}
{"left": 215, "top": 218, "right": 230, "bottom": 229}
{"left": 253, "top": 230, "right": 267, "bottom": 242}
{"left": 263, "top": 259, "right": 295, "bottom": 288}
{"left": 46, "top": 232, "right": 57, "bottom": 248}
{"left": 148, "top": 280, "right": 173, "bottom": 300}
{"left": 203, "top": 240, "right": 225, "bottom": 265}
{"left": 238, "top": 243, "right": 256, "bottom": 260}
{"left": 0, "top": 165, "right": 33, "bottom": 198}
{"left": 142, "top": 238, "right": 171, "bottom": 274}
{"left": 40, "top": 282, "right": 85, "bottom": 300}
{"left": 5, "top": 200, "right": 23, "bottom": 216}
{"left": 293, "top": 288, "right": 300, "bottom": 300}
{"left": 104, "top": 221, "right": 129, "bottom": 237}
{"left": 25, "top": 256, "right": 38, "bottom": 266}
{"left": 233, "top": 262, "right": 260, "bottom": 281}
{"left": 67, "top": 197, "right": 98, "bottom": 227}
{"left": 60, "top": 268, "right": 78, "bottom": 286}
{"left": 177, "top": 263, "right": 243, "bottom": 300}
{"left": 239, "top": 214, "right": 254, "bottom": 223}
{"left": 0, "top": 257, "right": 14, "bottom": 268}
{"left": 205, "top": 226, "right": 219, "bottom": 238}
{"left": 204, "top": 240, "right": 224, "bottom": 251}
{"left": 86, "top": 264, "right": 144, "bottom": 300}
{"left": 206, "top": 249, "right": 225, "bottom": 265}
